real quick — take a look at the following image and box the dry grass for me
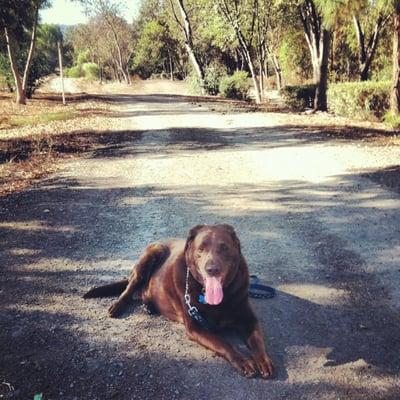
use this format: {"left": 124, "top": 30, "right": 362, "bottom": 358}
{"left": 0, "top": 91, "right": 130, "bottom": 197}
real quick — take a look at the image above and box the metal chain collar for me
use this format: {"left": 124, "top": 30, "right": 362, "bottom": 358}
{"left": 184, "top": 266, "right": 215, "bottom": 331}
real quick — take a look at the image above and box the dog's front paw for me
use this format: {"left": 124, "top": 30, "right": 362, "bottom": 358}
{"left": 108, "top": 301, "right": 125, "bottom": 318}
{"left": 232, "top": 356, "right": 258, "bottom": 378}
{"left": 254, "top": 354, "right": 273, "bottom": 378}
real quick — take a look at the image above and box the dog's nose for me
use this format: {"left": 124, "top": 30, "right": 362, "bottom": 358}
{"left": 205, "top": 264, "right": 220, "bottom": 276}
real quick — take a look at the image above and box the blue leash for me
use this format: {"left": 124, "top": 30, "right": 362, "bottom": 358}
{"left": 249, "top": 275, "right": 276, "bottom": 299}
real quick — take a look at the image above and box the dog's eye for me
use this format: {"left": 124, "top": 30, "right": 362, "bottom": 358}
{"left": 198, "top": 246, "right": 204, "bottom": 252}
{"left": 219, "top": 244, "right": 229, "bottom": 253}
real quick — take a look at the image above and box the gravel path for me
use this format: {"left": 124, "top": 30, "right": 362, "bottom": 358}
{"left": 1, "top": 91, "right": 400, "bottom": 399}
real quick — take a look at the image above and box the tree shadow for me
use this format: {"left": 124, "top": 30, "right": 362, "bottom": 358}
{"left": 1, "top": 97, "right": 400, "bottom": 397}
{"left": 1, "top": 171, "right": 400, "bottom": 391}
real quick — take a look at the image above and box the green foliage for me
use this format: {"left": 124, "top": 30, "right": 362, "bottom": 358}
{"left": 25, "top": 54, "right": 52, "bottom": 97}
{"left": 76, "top": 49, "right": 90, "bottom": 66}
{"left": 279, "top": 33, "right": 312, "bottom": 84}
{"left": 204, "top": 63, "right": 226, "bottom": 95}
{"left": 0, "top": 53, "right": 13, "bottom": 90}
{"left": 327, "top": 81, "right": 390, "bottom": 120}
{"left": 65, "top": 53, "right": 99, "bottom": 80}
{"left": 132, "top": 19, "right": 179, "bottom": 79}
{"left": 66, "top": 65, "right": 81, "bottom": 78}
{"left": 82, "top": 62, "right": 99, "bottom": 80}
{"left": 133, "top": 20, "right": 167, "bottom": 78}
{"left": 186, "top": 73, "right": 203, "bottom": 95}
{"left": 187, "top": 63, "right": 227, "bottom": 95}
{"left": 23, "top": 24, "right": 63, "bottom": 96}
{"left": 36, "top": 23, "right": 63, "bottom": 71}
{"left": 280, "top": 85, "right": 316, "bottom": 110}
{"left": 383, "top": 111, "right": 400, "bottom": 128}
{"left": 219, "top": 71, "right": 251, "bottom": 100}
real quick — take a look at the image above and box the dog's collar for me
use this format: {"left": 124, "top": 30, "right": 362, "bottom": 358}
{"left": 184, "top": 266, "right": 216, "bottom": 332}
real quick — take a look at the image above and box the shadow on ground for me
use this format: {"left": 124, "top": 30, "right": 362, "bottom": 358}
{"left": 1, "top": 94, "right": 399, "bottom": 399}
{"left": 1, "top": 172, "right": 400, "bottom": 398}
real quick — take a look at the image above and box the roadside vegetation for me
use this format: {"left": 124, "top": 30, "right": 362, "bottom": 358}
{"left": 0, "top": 0, "right": 399, "bottom": 196}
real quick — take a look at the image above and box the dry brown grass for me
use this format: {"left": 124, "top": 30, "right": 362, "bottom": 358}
{"left": 0, "top": 91, "right": 129, "bottom": 197}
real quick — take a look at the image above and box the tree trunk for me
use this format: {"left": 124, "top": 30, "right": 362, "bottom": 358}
{"left": 4, "top": 27, "right": 26, "bottom": 105}
{"left": 244, "top": 50, "right": 262, "bottom": 103}
{"left": 57, "top": 41, "right": 66, "bottom": 105}
{"left": 173, "top": 0, "right": 205, "bottom": 90}
{"left": 125, "top": 67, "right": 131, "bottom": 84}
{"left": 391, "top": 3, "right": 400, "bottom": 114}
{"left": 271, "top": 53, "right": 283, "bottom": 91}
{"left": 299, "top": 0, "right": 331, "bottom": 111}
{"left": 168, "top": 52, "right": 174, "bottom": 80}
{"left": 236, "top": 31, "right": 262, "bottom": 103}
{"left": 103, "top": 13, "right": 129, "bottom": 84}
{"left": 22, "top": 3, "right": 39, "bottom": 94}
{"left": 314, "top": 29, "right": 331, "bottom": 111}
{"left": 259, "top": 63, "right": 264, "bottom": 94}
{"left": 354, "top": 14, "right": 389, "bottom": 82}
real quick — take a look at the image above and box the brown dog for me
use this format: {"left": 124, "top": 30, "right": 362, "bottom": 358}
{"left": 83, "top": 224, "right": 273, "bottom": 378}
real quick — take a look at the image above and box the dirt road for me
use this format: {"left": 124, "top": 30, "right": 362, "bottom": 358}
{"left": 1, "top": 85, "right": 400, "bottom": 399}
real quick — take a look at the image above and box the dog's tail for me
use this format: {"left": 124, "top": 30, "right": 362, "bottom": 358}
{"left": 83, "top": 279, "right": 128, "bottom": 298}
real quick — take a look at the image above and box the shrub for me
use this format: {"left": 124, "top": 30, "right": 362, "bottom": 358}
{"left": 327, "top": 81, "right": 390, "bottom": 120}
{"left": 280, "top": 84, "right": 316, "bottom": 110}
{"left": 76, "top": 50, "right": 90, "bottom": 66}
{"left": 219, "top": 71, "right": 251, "bottom": 100}
{"left": 66, "top": 65, "right": 82, "bottom": 78}
{"left": 186, "top": 73, "right": 204, "bottom": 95}
{"left": 204, "top": 64, "right": 226, "bottom": 95}
{"left": 383, "top": 111, "right": 400, "bottom": 129}
{"left": 82, "top": 62, "right": 99, "bottom": 80}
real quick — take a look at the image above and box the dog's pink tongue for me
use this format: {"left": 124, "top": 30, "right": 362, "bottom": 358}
{"left": 204, "top": 276, "right": 223, "bottom": 305}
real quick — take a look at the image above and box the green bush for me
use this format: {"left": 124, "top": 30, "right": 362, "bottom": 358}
{"left": 280, "top": 84, "right": 316, "bottom": 110}
{"left": 383, "top": 111, "right": 400, "bottom": 129}
{"left": 66, "top": 65, "right": 82, "bottom": 78}
{"left": 0, "top": 53, "right": 13, "bottom": 91}
{"left": 186, "top": 73, "right": 204, "bottom": 95}
{"left": 76, "top": 50, "right": 90, "bottom": 66}
{"left": 219, "top": 71, "right": 251, "bottom": 100}
{"left": 82, "top": 62, "right": 99, "bottom": 80}
{"left": 327, "top": 81, "right": 390, "bottom": 120}
{"left": 204, "top": 64, "right": 226, "bottom": 95}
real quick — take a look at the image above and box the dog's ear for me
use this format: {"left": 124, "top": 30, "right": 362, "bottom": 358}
{"left": 219, "top": 224, "right": 241, "bottom": 253}
{"left": 184, "top": 224, "right": 206, "bottom": 253}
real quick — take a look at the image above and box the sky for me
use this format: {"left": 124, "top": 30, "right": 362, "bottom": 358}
{"left": 40, "top": 0, "right": 140, "bottom": 25}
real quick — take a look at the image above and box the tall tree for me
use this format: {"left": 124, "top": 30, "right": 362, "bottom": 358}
{"left": 169, "top": 0, "right": 205, "bottom": 90}
{"left": 3, "top": 27, "right": 25, "bottom": 104}
{"left": 0, "top": 0, "right": 42, "bottom": 104}
{"left": 298, "top": 0, "right": 332, "bottom": 111}
{"left": 391, "top": 1, "right": 400, "bottom": 113}
{"left": 216, "top": 0, "right": 264, "bottom": 103}
{"left": 84, "top": 0, "right": 134, "bottom": 84}
{"left": 22, "top": 0, "right": 48, "bottom": 93}
{"left": 350, "top": 1, "right": 391, "bottom": 81}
